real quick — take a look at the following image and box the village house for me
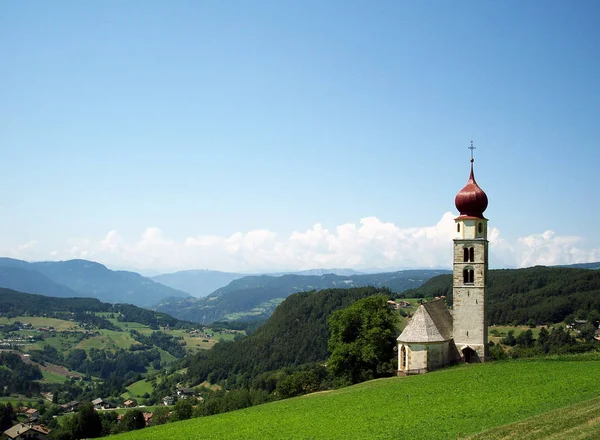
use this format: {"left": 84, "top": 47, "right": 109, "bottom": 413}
{"left": 123, "top": 399, "right": 137, "bottom": 408}
{"left": 162, "top": 396, "right": 175, "bottom": 406}
{"left": 3, "top": 423, "right": 51, "bottom": 440}
{"left": 177, "top": 388, "right": 195, "bottom": 399}
{"left": 60, "top": 401, "right": 81, "bottom": 412}
{"left": 24, "top": 408, "right": 39, "bottom": 421}
{"left": 92, "top": 398, "right": 104, "bottom": 409}
{"left": 92, "top": 398, "right": 112, "bottom": 409}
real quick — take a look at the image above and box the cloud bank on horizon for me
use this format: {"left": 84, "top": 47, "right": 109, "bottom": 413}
{"left": 3, "top": 213, "right": 599, "bottom": 273}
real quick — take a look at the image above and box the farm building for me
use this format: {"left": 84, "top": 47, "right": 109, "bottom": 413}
{"left": 124, "top": 399, "right": 137, "bottom": 408}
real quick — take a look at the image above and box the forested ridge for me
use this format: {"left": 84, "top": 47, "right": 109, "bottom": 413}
{"left": 0, "top": 287, "right": 190, "bottom": 329}
{"left": 401, "top": 266, "right": 600, "bottom": 324}
{"left": 186, "top": 286, "right": 391, "bottom": 387}
{"left": 156, "top": 270, "right": 447, "bottom": 324}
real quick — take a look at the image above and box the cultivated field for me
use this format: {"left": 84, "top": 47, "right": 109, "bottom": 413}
{"left": 111, "top": 355, "right": 600, "bottom": 440}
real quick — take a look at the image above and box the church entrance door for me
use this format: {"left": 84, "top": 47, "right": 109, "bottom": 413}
{"left": 462, "top": 347, "right": 476, "bottom": 363}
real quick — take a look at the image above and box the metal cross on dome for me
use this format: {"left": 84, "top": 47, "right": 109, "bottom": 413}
{"left": 468, "top": 140, "right": 476, "bottom": 161}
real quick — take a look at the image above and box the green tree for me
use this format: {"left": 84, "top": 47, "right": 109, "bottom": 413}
{"left": 276, "top": 370, "right": 321, "bottom": 398}
{"left": 537, "top": 327, "right": 550, "bottom": 353}
{"left": 488, "top": 343, "right": 507, "bottom": 360}
{"left": 171, "top": 399, "right": 193, "bottom": 421}
{"left": 501, "top": 330, "right": 516, "bottom": 346}
{"left": 149, "top": 406, "right": 171, "bottom": 426}
{"left": 71, "top": 402, "right": 102, "bottom": 439}
{"left": 328, "top": 295, "right": 398, "bottom": 386}
{"left": 587, "top": 310, "right": 600, "bottom": 328}
{"left": 516, "top": 329, "right": 535, "bottom": 348}
{"left": 579, "top": 323, "right": 596, "bottom": 341}
{"left": 0, "top": 403, "right": 15, "bottom": 432}
{"left": 118, "top": 409, "right": 146, "bottom": 432}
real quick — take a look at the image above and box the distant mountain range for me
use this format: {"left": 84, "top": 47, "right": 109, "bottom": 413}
{"left": 154, "top": 270, "right": 450, "bottom": 324}
{"left": 0, "top": 258, "right": 190, "bottom": 307}
{"left": 558, "top": 262, "right": 600, "bottom": 270}
{"left": 151, "top": 268, "right": 366, "bottom": 298}
{"left": 3, "top": 255, "right": 599, "bottom": 323}
{"left": 152, "top": 270, "right": 247, "bottom": 297}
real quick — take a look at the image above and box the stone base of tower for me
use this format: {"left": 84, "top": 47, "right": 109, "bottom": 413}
{"left": 455, "top": 343, "right": 487, "bottom": 363}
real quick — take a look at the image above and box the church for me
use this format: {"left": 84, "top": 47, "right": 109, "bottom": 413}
{"left": 397, "top": 145, "right": 489, "bottom": 375}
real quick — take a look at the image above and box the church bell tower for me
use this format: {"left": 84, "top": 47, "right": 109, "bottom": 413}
{"left": 452, "top": 141, "right": 489, "bottom": 362}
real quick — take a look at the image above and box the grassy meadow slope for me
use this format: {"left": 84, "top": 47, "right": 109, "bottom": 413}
{"left": 112, "top": 356, "right": 600, "bottom": 440}
{"left": 467, "top": 395, "right": 600, "bottom": 440}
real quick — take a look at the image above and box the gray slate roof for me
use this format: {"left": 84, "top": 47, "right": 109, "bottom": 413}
{"left": 397, "top": 299, "right": 453, "bottom": 343}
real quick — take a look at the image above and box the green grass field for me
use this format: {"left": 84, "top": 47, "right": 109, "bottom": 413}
{"left": 111, "top": 356, "right": 600, "bottom": 440}
{"left": 467, "top": 395, "right": 600, "bottom": 439}
{"left": 0, "top": 316, "right": 78, "bottom": 331}
{"left": 122, "top": 379, "right": 154, "bottom": 399}
{"left": 0, "top": 396, "right": 36, "bottom": 406}
{"left": 76, "top": 330, "right": 141, "bottom": 351}
{"left": 41, "top": 370, "right": 69, "bottom": 384}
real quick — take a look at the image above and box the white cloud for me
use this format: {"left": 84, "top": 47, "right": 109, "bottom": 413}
{"left": 3, "top": 214, "right": 600, "bottom": 272}
{"left": 513, "top": 230, "right": 600, "bottom": 267}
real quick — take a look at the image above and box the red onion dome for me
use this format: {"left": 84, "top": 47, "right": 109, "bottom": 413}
{"left": 455, "top": 161, "right": 488, "bottom": 218}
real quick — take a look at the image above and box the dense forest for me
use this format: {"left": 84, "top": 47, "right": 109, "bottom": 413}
{"left": 0, "top": 352, "right": 43, "bottom": 396}
{"left": 401, "top": 266, "right": 600, "bottom": 325}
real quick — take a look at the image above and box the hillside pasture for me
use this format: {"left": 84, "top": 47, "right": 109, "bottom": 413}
{"left": 0, "top": 316, "right": 78, "bottom": 331}
{"left": 467, "top": 395, "right": 600, "bottom": 439}
{"left": 76, "top": 330, "right": 140, "bottom": 351}
{"left": 122, "top": 379, "right": 154, "bottom": 399}
{"left": 41, "top": 369, "right": 69, "bottom": 384}
{"left": 112, "top": 357, "right": 600, "bottom": 440}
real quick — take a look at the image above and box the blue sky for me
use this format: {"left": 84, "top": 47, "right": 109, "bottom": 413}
{"left": 1, "top": 1, "right": 599, "bottom": 273}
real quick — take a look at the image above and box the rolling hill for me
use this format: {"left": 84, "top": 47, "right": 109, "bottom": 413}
{"left": 154, "top": 270, "right": 448, "bottom": 324}
{"left": 0, "top": 258, "right": 190, "bottom": 307}
{"left": 111, "top": 355, "right": 600, "bottom": 440}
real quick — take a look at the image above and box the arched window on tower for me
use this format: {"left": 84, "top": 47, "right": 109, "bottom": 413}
{"left": 469, "top": 247, "right": 475, "bottom": 262}
{"left": 463, "top": 248, "right": 469, "bottom": 262}
{"left": 463, "top": 268, "right": 475, "bottom": 284}
{"left": 478, "top": 222, "right": 483, "bottom": 234}
{"left": 457, "top": 223, "right": 461, "bottom": 233}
